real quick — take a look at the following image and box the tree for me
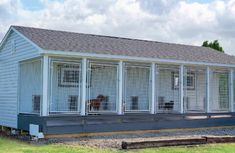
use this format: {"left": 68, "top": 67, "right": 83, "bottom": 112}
{"left": 202, "top": 40, "right": 224, "bottom": 53}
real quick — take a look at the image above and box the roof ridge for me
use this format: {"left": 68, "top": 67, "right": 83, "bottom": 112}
{"left": 12, "top": 25, "right": 206, "bottom": 49}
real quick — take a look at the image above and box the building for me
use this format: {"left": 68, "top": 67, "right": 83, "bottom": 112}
{"left": 0, "top": 26, "right": 235, "bottom": 137}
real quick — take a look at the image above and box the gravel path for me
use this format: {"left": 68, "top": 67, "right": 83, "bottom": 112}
{"left": 45, "top": 127, "right": 235, "bottom": 149}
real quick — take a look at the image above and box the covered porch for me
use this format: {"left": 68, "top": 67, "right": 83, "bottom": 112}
{"left": 17, "top": 55, "right": 235, "bottom": 134}
{"left": 18, "top": 56, "right": 234, "bottom": 116}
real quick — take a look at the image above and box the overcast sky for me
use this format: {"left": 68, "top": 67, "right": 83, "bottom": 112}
{"left": 1, "top": 0, "right": 235, "bottom": 55}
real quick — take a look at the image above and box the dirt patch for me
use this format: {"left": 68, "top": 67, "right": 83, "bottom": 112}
{"left": 63, "top": 135, "right": 204, "bottom": 149}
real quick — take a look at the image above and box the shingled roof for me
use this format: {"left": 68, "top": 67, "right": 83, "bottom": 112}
{"left": 12, "top": 26, "right": 235, "bottom": 65}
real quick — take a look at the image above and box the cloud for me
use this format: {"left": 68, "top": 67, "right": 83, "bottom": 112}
{"left": 0, "top": 0, "right": 235, "bottom": 55}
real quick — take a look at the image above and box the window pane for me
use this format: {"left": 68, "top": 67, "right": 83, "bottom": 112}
{"left": 63, "top": 70, "right": 79, "bottom": 83}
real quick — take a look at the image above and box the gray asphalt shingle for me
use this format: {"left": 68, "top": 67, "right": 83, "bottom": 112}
{"left": 12, "top": 26, "right": 235, "bottom": 65}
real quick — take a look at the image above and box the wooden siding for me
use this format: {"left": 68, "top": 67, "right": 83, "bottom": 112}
{"left": 0, "top": 30, "right": 40, "bottom": 128}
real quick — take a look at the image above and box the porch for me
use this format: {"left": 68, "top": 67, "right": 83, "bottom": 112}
{"left": 18, "top": 113, "right": 235, "bottom": 135}
{"left": 17, "top": 56, "right": 235, "bottom": 133}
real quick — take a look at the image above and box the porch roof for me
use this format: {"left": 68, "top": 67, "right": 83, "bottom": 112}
{"left": 12, "top": 25, "right": 235, "bottom": 65}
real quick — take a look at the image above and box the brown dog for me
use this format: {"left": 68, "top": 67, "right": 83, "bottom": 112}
{"left": 89, "top": 95, "right": 105, "bottom": 111}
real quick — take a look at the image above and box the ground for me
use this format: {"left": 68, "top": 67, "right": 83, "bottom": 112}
{"left": 1, "top": 136, "right": 235, "bottom": 153}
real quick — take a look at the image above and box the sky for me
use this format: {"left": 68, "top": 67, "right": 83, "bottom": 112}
{"left": 1, "top": 0, "right": 235, "bottom": 55}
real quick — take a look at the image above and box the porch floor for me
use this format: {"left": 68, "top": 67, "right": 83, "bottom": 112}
{"left": 18, "top": 113, "right": 235, "bottom": 135}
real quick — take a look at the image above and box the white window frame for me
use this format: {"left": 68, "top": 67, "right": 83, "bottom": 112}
{"left": 58, "top": 65, "right": 80, "bottom": 87}
{"left": 173, "top": 72, "right": 195, "bottom": 90}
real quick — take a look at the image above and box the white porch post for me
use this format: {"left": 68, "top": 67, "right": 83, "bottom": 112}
{"left": 118, "top": 61, "right": 123, "bottom": 115}
{"left": 206, "top": 66, "right": 210, "bottom": 113}
{"left": 81, "top": 58, "right": 87, "bottom": 116}
{"left": 229, "top": 69, "right": 234, "bottom": 112}
{"left": 42, "top": 55, "right": 49, "bottom": 116}
{"left": 179, "top": 65, "right": 184, "bottom": 114}
{"left": 150, "top": 63, "right": 156, "bottom": 114}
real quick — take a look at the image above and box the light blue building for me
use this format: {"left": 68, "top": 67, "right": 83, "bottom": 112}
{"left": 0, "top": 26, "right": 235, "bottom": 137}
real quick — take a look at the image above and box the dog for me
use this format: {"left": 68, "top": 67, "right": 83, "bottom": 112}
{"left": 89, "top": 95, "right": 105, "bottom": 111}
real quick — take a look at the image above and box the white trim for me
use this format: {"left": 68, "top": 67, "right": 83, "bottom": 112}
{"left": 124, "top": 110, "right": 150, "bottom": 113}
{"left": 52, "top": 61, "right": 81, "bottom": 65}
{"left": 87, "top": 110, "right": 118, "bottom": 114}
{"left": 118, "top": 61, "right": 123, "bottom": 115}
{"left": 230, "top": 69, "right": 234, "bottom": 112}
{"left": 42, "top": 55, "right": 49, "bottom": 116}
{"left": 19, "top": 56, "right": 43, "bottom": 64}
{"left": 81, "top": 58, "right": 87, "bottom": 115}
{"left": 155, "top": 64, "right": 159, "bottom": 113}
{"left": 42, "top": 50, "right": 235, "bottom": 68}
{"left": 49, "top": 111, "right": 81, "bottom": 113}
{"left": 179, "top": 65, "right": 184, "bottom": 114}
{"left": 150, "top": 63, "right": 156, "bottom": 114}
{"left": 206, "top": 66, "right": 210, "bottom": 113}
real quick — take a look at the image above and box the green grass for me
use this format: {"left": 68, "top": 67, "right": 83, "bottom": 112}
{"left": 1, "top": 136, "right": 235, "bottom": 153}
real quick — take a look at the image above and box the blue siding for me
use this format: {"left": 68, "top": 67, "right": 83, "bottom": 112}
{"left": 0, "top": 30, "right": 41, "bottom": 128}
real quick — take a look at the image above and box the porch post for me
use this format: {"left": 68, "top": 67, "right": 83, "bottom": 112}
{"left": 81, "top": 58, "right": 87, "bottom": 116}
{"left": 118, "top": 61, "right": 123, "bottom": 115}
{"left": 150, "top": 63, "right": 156, "bottom": 114}
{"left": 229, "top": 69, "right": 234, "bottom": 112}
{"left": 179, "top": 64, "right": 184, "bottom": 114}
{"left": 42, "top": 55, "right": 49, "bottom": 116}
{"left": 206, "top": 66, "right": 210, "bottom": 113}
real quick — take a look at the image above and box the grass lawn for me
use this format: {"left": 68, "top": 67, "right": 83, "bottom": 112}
{"left": 1, "top": 136, "right": 235, "bottom": 153}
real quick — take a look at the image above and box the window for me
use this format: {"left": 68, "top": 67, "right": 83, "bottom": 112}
{"left": 63, "top": 70, "right": 79, "bottom": 83}
{"left": 172, "top": 72, "right": 195, "bottom": 90}
{"left": 68, "top": 95, "right": 78, "bottom": 111}
{"left": 186, "top": 74, "right": 195, "bottom": 89}
{"left": 172, "top": 72, "right": 179, "bottom": 89}
{"left": 58, "top": 65, "right": 80, "bottom": 87}
{"left": 32, "top": 95, "right": 40, "bottom": 113}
